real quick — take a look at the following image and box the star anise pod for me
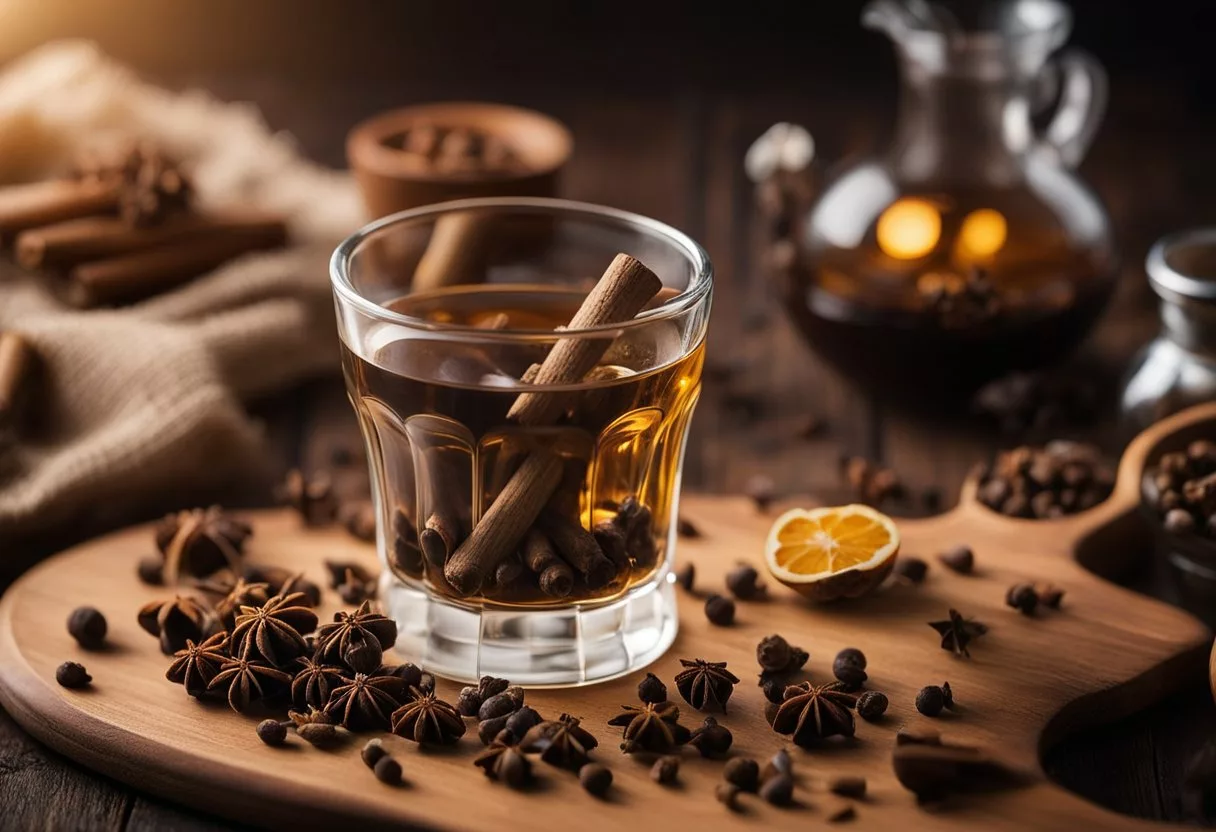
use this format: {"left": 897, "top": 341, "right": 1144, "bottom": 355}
{"left": 674, "top": 658, "right": 740, "bottom": 712}
{"left": 772, "top": 681, "right": 857, "bottom": 747}
{"left": 207, "top": 656, "right": 292, "bottom": 713}
{"left": 324, "top": 672, "right": 406, "bottom": 732}
{"left": 278, "top": 469, "right": 339, "bottom": 526}
{"left": 137, "top": 595, "right": 218, "bottom": 655}
{"left": 231, "top": 592, "right": 318, "bottom": 665}
{"left": 519, "top": 713, "right": 599, "bottom": 771}
{"left": 287, "top": 705, "right": 333, "bottom": 727}
{"left": 929, "top": 608, "right": 988, "bottom": 658}
{"left": 165, "top": 632, "right": 229, "bottom": 697}
{"left": 314, "top": 600, "right": 398, "bottom": 668}
{"left": 473, "top": 737, "right": 533, "bottom": 789}
{"left": 608, "top": 701, "right": 691, "bottom": 754}
{"left": 389, "top": 688, "right": 466, "bottom": 745}
{"left": 197, "top": 575, "right": 271, "bottom": 631}
{"left": 292, "top": 656, "right": 350, "bottom": 710}
{"left": 155, "top": 506, "right": 252, "bottom": 584}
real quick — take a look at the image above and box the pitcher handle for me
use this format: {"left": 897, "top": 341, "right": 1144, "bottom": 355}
{"left": 1040, "top": 48, "right": 1108, "bottom": 168}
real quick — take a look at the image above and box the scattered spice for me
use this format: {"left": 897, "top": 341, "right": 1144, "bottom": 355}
{"left": 1147, "top": 442, "right": 1216, "bottom": 537}
{"left": 291, "top": 656, "right": 349, "bottom": 711}
{"left": 339, "top": 500, "right": 377, "bottom": 543}
{"left": 938, "top": 544, "right": 974, "bottom": 574}
{"left": 675, "top": 658, "right": 739, "bottom": 712}
{"left": 325, "top": 672, "right": 406, "bottom": 732}
{"left": 155, "top": 506, "right": 252, "bottom": 583}
{"left": 1039, "top": 584, "right": 1065, "bottom": 609}
{"left": 55, "top": 661, "right": 91, "bottom": 689}
{"left": 724, "top": 757, "right": 760, "bottom": 792}
{"left": 759, "top": 773, "right": 794, "bottom": 806}
{"left": 207, "top": 657, "right": 292, "bottom": 713}
{"left": 479, "top": 691, "right": 518, "bottom": 722}
{"left": 744, "top": 474, "right": 777, "bottom": 512}
{"left": 976, "top": 442, "right": 1113, "bottom": 519}
{"left": 915, "top": 685, "right": 947, "bottom": 717}
{"left": 856, "top": 691, "right": 888, "bottom": 721}
{"left": 457, "top": 686, "right": 483, "bottom": 716}
{"left": 297, "top": 722, "right": 341, "bottom": 749}
{"left": 231, "top": 591, "right": 318, "bottom": 666}
{"left": 67, "top": 606, "right": 107, "bottom": 650}
{"left": 361, "top": 738, "right": 388, "bottom": 769}
{"left": 928, "top": 608, "right": 987, "bottom": 657}
{"left": 279, "top": 469, "right": 339, "bottom": 526}
{"left": 390, "top": 689, "right": 466, "bottom": 745}
{"left": 893, "top": 557, "right": 928, "bottom": 585}
{"left": 676, "top": 517, "right": 701, "bottom": 538}
{"left": 137, "top": 555, "right": 164, "bottom": 586}
{"left": 674, "top": 563, "right": 695, "bottom": 592}
{"left": 772, "top": 681, "right": 856, "bottom": 746}
{"left": 166, "top": 632, "right": 229, "bottom": 697}
{"left": 474, "top": 739, "right": 532, "bottom": 790}
{"left": 756, "top": 634, "right": 808, "bottom": 674}
{"left": 373, "top": 756, "right": 403, "bottom": 786}
{"left": 520, "top": 713, "right": 599, "bottom": 770}
{"left": 137, "top": 595, "right": 216, "bottom": 655}
{"left": 1006, "top": 583, "right": 1039, "bottom": 615}
{"left": 832, "top": 648, "right": 868, "bottom": 690}
{"left": 704, "top": 594, "right": 736, "bottom": 626}
{"left": 725, "top": 564, "right": 767, "bottom": 600}
{"left": 689, "top": 716, "right": 733, "bottom": 758}
{"left": 257, "top": 719, "right": 287, "bottom": 747}
{"left": 609, "top": 701, "right": 691, "bottom": 754}
{"left": 651, "top": 755, "right": 680, "bottom": 785}
{"left": 322, "top": 560, "right": 375, "bottom": 591}
{"left": 203, "top": 577, "right": 270, "bottom": 631}
{"left": 638, "top": 672, "right": 667, "bottom": 704}
{"left": 762, "top": 747, "right": 793, "bottom": 782}
{"left": 715, "top": 782, "right": 743, "bottom": 811}
{"left": 839, "top": 456, "right": 904, "bottom": 506}
{"left": 314, "top": 600, "right": 398, "bottom": 669}
{"left": 503, "top": 706, "right": 543, "bottom": 743}
{"left": 579, "top": 763, "right": 613, "bottom": 797}
{"left": 830, "top": 775, "right": 867, "bottom": 798}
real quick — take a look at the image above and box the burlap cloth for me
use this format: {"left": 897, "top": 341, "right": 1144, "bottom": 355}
{"left": 0, "top": 42, "right": 367, "bottom": 537}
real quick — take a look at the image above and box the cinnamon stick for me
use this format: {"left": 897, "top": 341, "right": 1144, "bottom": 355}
{"left": 522, "top": 528, "right": 574, "bottom": 598}
{"left": 493, "top": 551, "right": 524, "bottom": 588}
{"left": 508, "top": 254, "right": 663, "bottom": 426}
{"left": 64, "top": 220, "right": 288, "bottom": 308}
{"left": 412, "top": 211, "right": 492, "bottom": 293}
{"left": 539, "top": 510, "right": 616, "bottom": 589}
{"left": 420, "top": 513, "right": 461, "bottom": 569}
{"left": 0, "top": 179, "right": 119, "bottom": 245}
{"left": 0, "top": 332, "right": 35, "bottom": 428}
{"left": 16, "top": 212, "right": 285, "bottom": 270}
{"left": 442, "top": 253, "right": 663, "bottom": 595}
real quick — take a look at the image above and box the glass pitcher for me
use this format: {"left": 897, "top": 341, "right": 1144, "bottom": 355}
{"left": 791, "top": 0, "right": 1118, "bottom": 399}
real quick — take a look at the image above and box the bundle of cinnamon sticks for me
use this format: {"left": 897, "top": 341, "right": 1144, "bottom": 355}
{"left": 0, "top": 145, "right": 288, "bottom": 308}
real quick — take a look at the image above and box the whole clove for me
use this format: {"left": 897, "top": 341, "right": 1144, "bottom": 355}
{"left": 689, "top": 716, "right": 733, "bottom": 758}
{"left": 977, "top": 442, "right": 1113, "bottom": 519}
{"left": 704, "top": 594, "right": 736, "bottom": 626}
{"left": 651, "top": 755, "right": 680, "bottom": 785}
{"left": 725, "top": 564, "right": 767, "bottom": 600}
{"left": 373, "top": 756, "right": 403, "bottom": 786}
{"left": 724, "top": 757, "right": 760, "bottom": 792}
{"left": 638, "top": 672, "right": 667, "bottom": 704}
{"left": 579, "top": 763, "right": 613, "bottom": 797}
{"left": 856, "top": 690, "right": 888, "bottom": 721}
{"left": 56, "top": 661, "right": 91, "bottom": 688}
{"left": 67, "top": 607, "right": 107, "bottom": 650}
{"left": 298, "top": 722, "right": 341, "bottom": 748}
{"left": 938, "top": 544, "right": 974, "bottom": 574}
{"left": 257, "top": 719, "right": 287, "bottom": 747}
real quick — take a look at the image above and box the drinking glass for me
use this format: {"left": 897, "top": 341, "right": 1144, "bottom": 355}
{"left": 330, "top": 197, "right": 711, "bottom": 685}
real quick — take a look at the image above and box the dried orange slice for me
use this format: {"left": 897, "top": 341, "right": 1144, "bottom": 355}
{"left": 764, "top": 504, "right": 900, "bottom": 601}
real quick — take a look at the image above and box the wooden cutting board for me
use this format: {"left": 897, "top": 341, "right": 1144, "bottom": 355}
{"left": 2, "top": 404, "right": 1215, "bottom": 832}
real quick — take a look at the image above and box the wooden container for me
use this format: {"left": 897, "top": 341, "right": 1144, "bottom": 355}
{"left": 346, "top": 102, "right": 573, "bottom": 218}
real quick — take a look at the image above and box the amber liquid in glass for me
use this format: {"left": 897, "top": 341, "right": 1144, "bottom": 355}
{"left": 341, "top": 286, "right": 704, "bottom": 608}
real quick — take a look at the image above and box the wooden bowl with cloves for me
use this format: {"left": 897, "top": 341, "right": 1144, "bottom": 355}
{"left": 346, "top": 102, "right": 573, "bottom": 219}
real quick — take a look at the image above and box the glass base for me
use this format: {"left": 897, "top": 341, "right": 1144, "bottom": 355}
{"left": 379, "top": 572, "right": 678, "bottom": 687}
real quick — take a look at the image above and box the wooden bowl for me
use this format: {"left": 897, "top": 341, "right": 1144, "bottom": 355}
{"left": 346, "top": 102, "right": 573, "bottom": 219}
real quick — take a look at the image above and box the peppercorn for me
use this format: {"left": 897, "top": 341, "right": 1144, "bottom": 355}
{"left": 579, "top": 763, "right": 613, "bottom": 797}
{"left": 674, "top": 563, "right": 695, "bottom": 592}
{"left": 856, "top": 690, "right": 888, "bottom": 721}
{"left": 651, "top": 755, "right": 680, "bottom": 785}
{"left": 704, "top": 594, "right": 736, "bottom": 626}
{"left": 374, "top": 756, "right": 403, "bottom": 786}
{"left": 478, "top": 692, "right": 516, "bottom": 722}
{"left": 829, "top": 775, "right": 867, "bottom": 798}
{"left": 361, "top": 738, "right": 387, "bottom": 769}
{"left": 760, "top": 773, "right": 794, "bottom": 806}
{"left": 689, "top": 716, "right": 733, "bottom": 758}
{"left": 638, "top": 672, "right": 667, "bottom": 704}
{"left": 938, "top": 544, "right": 974, "bottom": 574}
{"left": 137, "top": 556, "right": 164, "bottom": 586}
{"left": 759, "top": 671, "right": 792, "bottom": 704}
{"left": 725, "top": 564, "right": 767, "bottom": 600}
{"left": 833, "top": 662, "right": 867, "bottom": 691}
{"left": 503, "top": 706, "right": 542, "bottom": 743}
{"left": 457, "top": 686, "right": 482, "bottom": 716}
{"left": 915, "top": 685, "right": 946, "bottom": 717}
{"left": 256, "top": 719, "right": 287, "bottom": 747}
{"left": 55, "top": 661, "right": 91, "bottom": 689}
{"left": 66, "top": 607, "right": 107, "bottom": 650}
{"left": 1006, "top": 583, "right": 1039, "bottom": 615}
{"left": 894, "top": 557, "right": 928, "bottom": 584}
{"left": 834, "top": 647, "right": 866, "bottom": 669}
{"left": 723, "top": 757, "right": 760, "bottom": 792}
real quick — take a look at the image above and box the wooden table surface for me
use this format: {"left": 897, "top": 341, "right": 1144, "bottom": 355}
{"left": 2, "top": 52, "right": 1215, "bottom": 829}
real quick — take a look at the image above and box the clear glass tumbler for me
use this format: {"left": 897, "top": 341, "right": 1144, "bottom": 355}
{"left": 330, "top": 197, "right": 711, "bottom": 685}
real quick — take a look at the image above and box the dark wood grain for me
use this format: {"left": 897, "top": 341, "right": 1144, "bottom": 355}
{"left": 0, "top": 52, "right": 1213, "bottom": 830}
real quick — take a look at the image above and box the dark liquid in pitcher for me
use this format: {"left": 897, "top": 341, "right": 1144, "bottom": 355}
{"left": 341, "top": 285, "right": 704, "bottom": 608}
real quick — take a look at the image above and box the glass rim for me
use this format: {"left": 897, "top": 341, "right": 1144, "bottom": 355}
{"left": 330, "top": 196, "right": 713, "bottom": 338}
{"left": 1147, "top": 226, "right": 1216, "bottom": 304}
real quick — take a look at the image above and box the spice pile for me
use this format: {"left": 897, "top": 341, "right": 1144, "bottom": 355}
{"left": 975, "top": 441, "right": 1114, "bottom": 519}
{"left": 1145, "top": 440, "right": 1216, "bottom": 537}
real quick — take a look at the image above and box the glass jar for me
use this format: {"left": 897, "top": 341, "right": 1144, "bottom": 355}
{"left": 791, "top": 0, "right": 1118, "bottom": 399}
{"left": 330, "top": 198, "right": 711, "bottom": 685}
{"left": 1121, "top": 228, "right": 1216, "bottom": 435}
